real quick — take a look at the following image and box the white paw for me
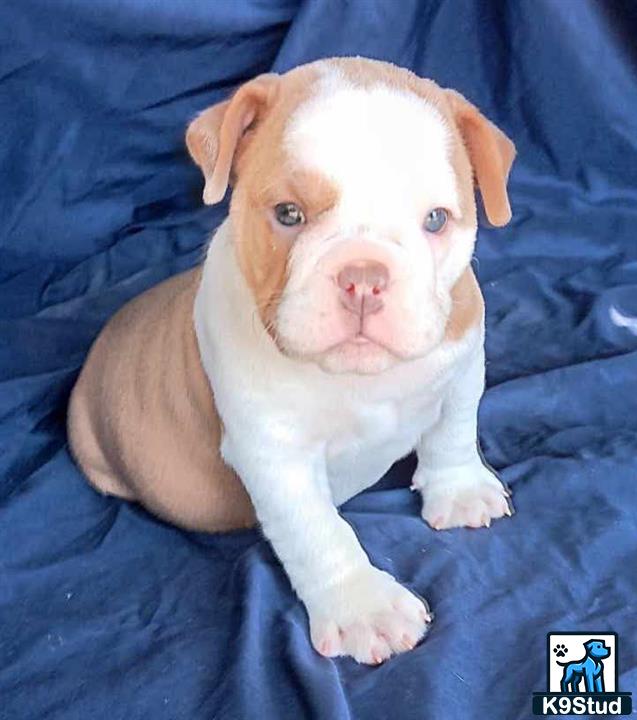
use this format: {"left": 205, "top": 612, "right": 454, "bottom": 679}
{"left": 306, "top": 566, "right": 431, "bottom": 665}
{"left": 417, "top": 463, "right": 513, "bottom": 530}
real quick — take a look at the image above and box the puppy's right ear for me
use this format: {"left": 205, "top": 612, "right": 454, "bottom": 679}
{"left": 186, "top": 74, "right": 279, "bottom": 205}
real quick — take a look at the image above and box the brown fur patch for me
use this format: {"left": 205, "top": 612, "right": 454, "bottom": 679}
{"left": 228, "top": 66, "right": 339, "bottom": 332}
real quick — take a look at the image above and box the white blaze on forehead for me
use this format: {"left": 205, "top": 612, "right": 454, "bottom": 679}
{"left": 285, "top": 76, "right": 459, "bottom": 228}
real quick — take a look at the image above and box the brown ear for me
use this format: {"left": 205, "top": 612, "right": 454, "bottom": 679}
{"left": 186, "top": 74, "right": 279, "bottom": 205}
{"left": 445, "top": 90, "right": 516, "bottom": 227}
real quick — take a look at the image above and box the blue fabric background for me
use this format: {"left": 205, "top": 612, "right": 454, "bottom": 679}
{"left": 1, "top": 1, "right": 636, "bottom": 718}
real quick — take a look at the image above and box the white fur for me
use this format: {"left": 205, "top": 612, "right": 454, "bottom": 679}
{"left": 194, "top": 222, "right": 507, "bottom": 664}
{"left": 193, "top": 73, "right": 509, "bottom": 665}
{"left": 286, "top": 79, "right": 458, "bottom": 223}
{"left": 275, "top": 78, "right": 475, "bottom": 374}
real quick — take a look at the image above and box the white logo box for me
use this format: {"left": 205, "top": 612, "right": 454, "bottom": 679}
{"left": 548, "top": 633, "right": 617, "bottom": 693}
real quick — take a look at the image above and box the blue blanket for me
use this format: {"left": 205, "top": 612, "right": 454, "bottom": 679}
{"left": 1, "top": 1, "right": 636, "bottom": 718}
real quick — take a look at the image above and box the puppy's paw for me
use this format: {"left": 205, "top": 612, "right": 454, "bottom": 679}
{"left": 307, "top": 567, "right": 431, "bottom": 665}
{"left": 418, "top": 463, "right": 512, "bottom": 530}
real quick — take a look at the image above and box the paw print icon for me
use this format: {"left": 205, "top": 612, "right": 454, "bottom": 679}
{"left": 553, "top": 643, "right": 568, "bottom": 658}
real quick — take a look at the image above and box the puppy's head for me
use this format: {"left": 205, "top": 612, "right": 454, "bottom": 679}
{"left": 187, "top": 58, "right": 515, "bottom": 374}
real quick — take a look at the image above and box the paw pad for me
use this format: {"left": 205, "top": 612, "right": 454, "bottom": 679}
{"left": 553, "top": 643, "right": 568, "bottom": 658}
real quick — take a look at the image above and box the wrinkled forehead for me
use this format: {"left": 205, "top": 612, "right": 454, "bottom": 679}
{"left": 284, "top": 74, "right": 459, "bottom": 222}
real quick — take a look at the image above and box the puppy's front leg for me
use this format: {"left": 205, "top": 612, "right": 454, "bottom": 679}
{"left": 413, "top": 346, "right": 513, "bottom": 530}
{"left": 226, "top": 444, "right": 430, "bottom": 664}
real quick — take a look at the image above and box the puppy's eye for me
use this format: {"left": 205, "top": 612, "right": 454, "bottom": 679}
{"left": 423, "top": 207, "right": 448, "bottom": 233}
{"left": 274, "top": 202, "right": 305, "bottom": 227}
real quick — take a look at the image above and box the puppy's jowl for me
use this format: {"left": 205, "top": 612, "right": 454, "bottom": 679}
{"left": 68, "top": 58, "right": 516, "bottom": 664}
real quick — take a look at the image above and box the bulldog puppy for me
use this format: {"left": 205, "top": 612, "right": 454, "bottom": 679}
{"left": 68, "top": 57, "right": 516, "bottom": 665}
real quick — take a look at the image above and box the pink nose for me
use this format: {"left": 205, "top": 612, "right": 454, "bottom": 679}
{"left": 337, "top": 261, "right": 389, "bottom": 316}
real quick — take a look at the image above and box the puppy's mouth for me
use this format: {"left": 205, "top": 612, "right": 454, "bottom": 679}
{"left": 323, "top": 331, "right": 401, "bottom": 356}
{"left": 277, "top": 329, "right": 399, "bottom": 365}
{"left": 345, "top": 333, "right": 375, "bottom": 346}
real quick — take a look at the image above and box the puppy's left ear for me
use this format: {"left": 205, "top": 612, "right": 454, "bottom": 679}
{"left": 445, "top": 90, "right": 516, "bottom": 227}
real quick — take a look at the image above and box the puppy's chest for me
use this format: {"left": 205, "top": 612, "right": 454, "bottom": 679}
{"left": 325, "top": 388, "right": 442, "bottom": 505}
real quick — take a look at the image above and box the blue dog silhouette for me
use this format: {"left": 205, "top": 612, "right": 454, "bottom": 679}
{"left": 558, "top": 639, "right": 610, "bottom": 693}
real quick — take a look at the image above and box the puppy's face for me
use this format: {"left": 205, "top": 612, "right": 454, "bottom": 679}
{"left": 187, "top": 59, "right": 515, "bottom": 374}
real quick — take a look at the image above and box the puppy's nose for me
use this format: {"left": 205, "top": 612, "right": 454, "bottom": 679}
{"left": 337, "top": 261, "right": 389, "bottom": 316}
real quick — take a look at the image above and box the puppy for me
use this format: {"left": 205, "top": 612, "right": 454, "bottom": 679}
{"left": 68, "top": 57, "right": 516, "bottom": 664}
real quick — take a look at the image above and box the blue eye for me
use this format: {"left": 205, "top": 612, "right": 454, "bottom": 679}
{"left": 423, "top": 208, "right": 448, "bottom": 233}
{"left": 274, "top": 202, "right": 305, "bottom": 226}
